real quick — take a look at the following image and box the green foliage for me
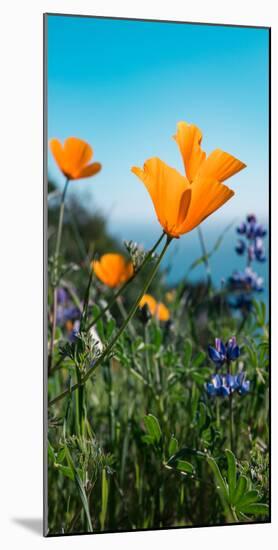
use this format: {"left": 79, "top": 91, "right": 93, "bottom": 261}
{"left": 47, "top": 183, "right": 269, "bottom": 533}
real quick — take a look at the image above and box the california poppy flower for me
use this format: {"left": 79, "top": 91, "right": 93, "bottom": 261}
{"left": 132, "top": 122, "right": 246, "bottom": 238}
{"left": 92, "top": 253, "right": 134, "bottom": 288}
{"left": 49, "top": 137, "right": 101, "bottom": 180}
{"left": 139, "top": 294, "right": 170, "bottom": 322}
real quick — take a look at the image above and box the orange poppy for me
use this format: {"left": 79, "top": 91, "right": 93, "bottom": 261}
{"left": 139, "top": 294, "right": 170, "bottom": 322}
{"left": 92, "top": 253, "right": 134, "bottom": 288}
{"left": 132, "top": 122, "right": 246, "bottom": 238}
{"left": 49, "top": 137, "right": 101, "bottom": 180}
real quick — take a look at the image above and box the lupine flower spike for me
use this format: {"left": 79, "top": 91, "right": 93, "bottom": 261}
{"left": 235, "top": 214, "right": 267, "bottom": 263}
{"left": 208, "top": 336, "right": 240, "bottom": 367}
{"left": 206, "top": 336, "right": 250, "bottom": 398}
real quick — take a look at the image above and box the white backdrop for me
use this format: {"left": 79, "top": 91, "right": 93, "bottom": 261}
{"left": 0, "top": 0, "right": 276, "bottom": 548}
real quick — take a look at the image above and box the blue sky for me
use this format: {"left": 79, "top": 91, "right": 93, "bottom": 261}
{"left": 47, "top": 15, "right": 269, "bottom": 231}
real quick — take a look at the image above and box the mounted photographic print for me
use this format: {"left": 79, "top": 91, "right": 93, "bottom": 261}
{"left": 44, "top": 14, "right": 270, "bottom": 536}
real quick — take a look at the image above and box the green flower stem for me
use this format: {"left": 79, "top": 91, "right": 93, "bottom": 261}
{"left": 116, "top": 296, "right": 136, "bottom": 338}
{"left": 49, "top": 234, "right": 172, "bottom": 407}
{"left": 54, "top": 179, "right": 70, "bottom": 265}
{"left": 86, "top": 231, "right": 165, "bottom": 330}
{"left": 48, "top": 178, "right": 70, "bottom": 372}
{"left": 227, "top": 360, "right": 234, "bottom": 450}
{"left": 144, "top": 324, "right": 152, "bottom": 385}
{"left": 229, "top": 393, "right": 234, "bottom": 451}
{"left": 197, "top": 226, "right": 212, "bottom": 288}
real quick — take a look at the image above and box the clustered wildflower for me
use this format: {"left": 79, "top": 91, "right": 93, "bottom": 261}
{"left": 235, "top": 214, "right": 267, "bottom": 263}
{"left": 56, "top": 286, "right": 81, "bottom": 341}
{"left": 124, "top": 240, "right": 156, "bottom": 272}
{"left": 228, "top": 267, "right": 264, "bottom": 293}
{"left": 206, "top": 336, "right": 250, "bottom": 397}
{"left": 227, "top": 214, "right": 267, "bottom": 314}
{"left": 206, "top": 373, "right": 250, "bottom": 397}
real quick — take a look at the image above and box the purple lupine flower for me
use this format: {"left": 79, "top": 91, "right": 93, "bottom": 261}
{"left": 57, "top": 287, "right": 69, "bottom": 305}
{"left": 255, "top": 225, "right": 267, "bottom": 238}
{"left": 226, "top": 336, "right": 240, "bottom": 361}
{"left": 229, "top": 293, "right": 253, "bottom": 313}
{"left": 228, "top": 267, "right": 264, "bottom": 293}
{"left": 206, "top": 372, "right": 250, "bottom": 397}
{"left": 208, "top": 338, "right": 226, "bottom": 367}
{"left": 208, "top": 337, "right": 240, "bottom": 367}
{"left": 57, "top": 305, "right": 80, "bottom": 326}
{"left": 234, "top": 372, "right": 250, "bottom": 395}
{"left": 235, "top": 239, "right": 246, "bottom": 255}
{"left": 236, "top": 215, "right": 267, "bottom": 249}
{"left": 245, "top": 215, "right": 267, "bottom": 241}
{"left": 247, "top": 244, "right": 255, "bottom": 263}
{"left": 254, "top": 238, "right": 266, "bottom": 262}
{"left": 236, "top": 222, "right": 246, "bottom": 235}
{"left": 68, "top": 320, "right": 80, "bottom": 342}
{"left": 206, "top": 373, "right": 236, "bottom": 397}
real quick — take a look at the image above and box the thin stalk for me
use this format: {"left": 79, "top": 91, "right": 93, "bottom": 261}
{"left": 107, "top": 360, "right": 115, "bottom": 447}
{"left": 144, "top": 324, "right": 152, "bottom": 385}
{"left": 48, "top": 178, "right": 70, "bottom": 371}
{"left": 49, "top": 235, "right": 172, "bottom": 407}
{"left": 48, "top": 287, "right": 57, "bottom": 373}
{"left": 54, "top": 179, "right": 70, "bottom": 263}
{"left": 80, "top": 269, "right": 93, "bottom": 332}
{"left": 227, "top": 360, "right": 234, "bottom": 450}
{"left": 229, "top": 394, "right": 234, "bottom": 451}
{"left": 197, "top": 225, "right": 212, "bottom": 288}
{"left": 116, "top": 296, "right": 136, "bottom": 338}
{"left": 87, "top": 231, "right": 165, "bottom": 330}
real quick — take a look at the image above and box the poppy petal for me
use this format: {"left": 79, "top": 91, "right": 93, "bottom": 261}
{"left": 178, "top": 178, "right": 234, "bottom": 234}
{"left": 49, "top": 138, "right": 67, "bottom": 176}
{"left": 132, "top": 158, "right": 190, "bottom": 236}
{"left": 173, "top": 122, "right": 206, "bottom": 182}
{"left": 197, "top": 148, "right": 246, "bottom": 183}
{"left": 64, "top": 137, "right": 93, "bottom": 177}
{"left": 156, "top": 302, "right": 170, "bottom": 321}
{"left": 92, "top": 260, "right": 112, "bottom": 287}
{"left": 76, "top": 162, "right": 102, "bottom": 180}
{"left": 93, "top": 254, "right": 133, "bottom": 288}
{"left": 139, "top": 294, "right": 157, "bottom": 315}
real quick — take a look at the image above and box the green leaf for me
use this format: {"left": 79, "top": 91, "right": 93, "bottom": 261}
{"left": 233, "top": 475, "right": 248, "bottom": 504}
{"left": 207, "top": 456, "right": 229, "bottom": 500}
{"left": 141, "top": 434, "right": 155, "bottom": 445}
{"left": 57, "top": 448, "right": 66, "bottom": 463}
{"left": 239, "top": 503, "right": 269, "bottom": 516}
{"left": 55, "top": 463, "right": 74, "bottom": 481}
{"left": 64, "top": 445, "right": 93, "bottom": 532}
{"left": 192, "top": 372, "right": 206, "bottom": 385}
{"left": 168, "top": 436, "right": 178, "bottom": 457}
{"left": 99, "top": 468, "right": 109, "bottom": 531}
{"left": 225, "top": 449, "right": 237, "bottom": 502}
{"left": 167, "top": 447, "right": 205, "bottom": 466}
{"left": 48, "top": 441, "right": 55, "bottom": 463}
{"left": 183, "top": 340, "right": 192, "bottom": 368}
{"left": 192, "top": 351, "right": 206, "bottom": 368}
{"left": 197, "top": 402, "right": 207, "bottom": 429}
{"left": 237, "top": 490, "right": 260, "bottom": 509}
{"left": 175, "top": 460, "right": 194, "bottom": 474}
{"left": 143, "top": 414, "right": 162, "bottom": 444}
